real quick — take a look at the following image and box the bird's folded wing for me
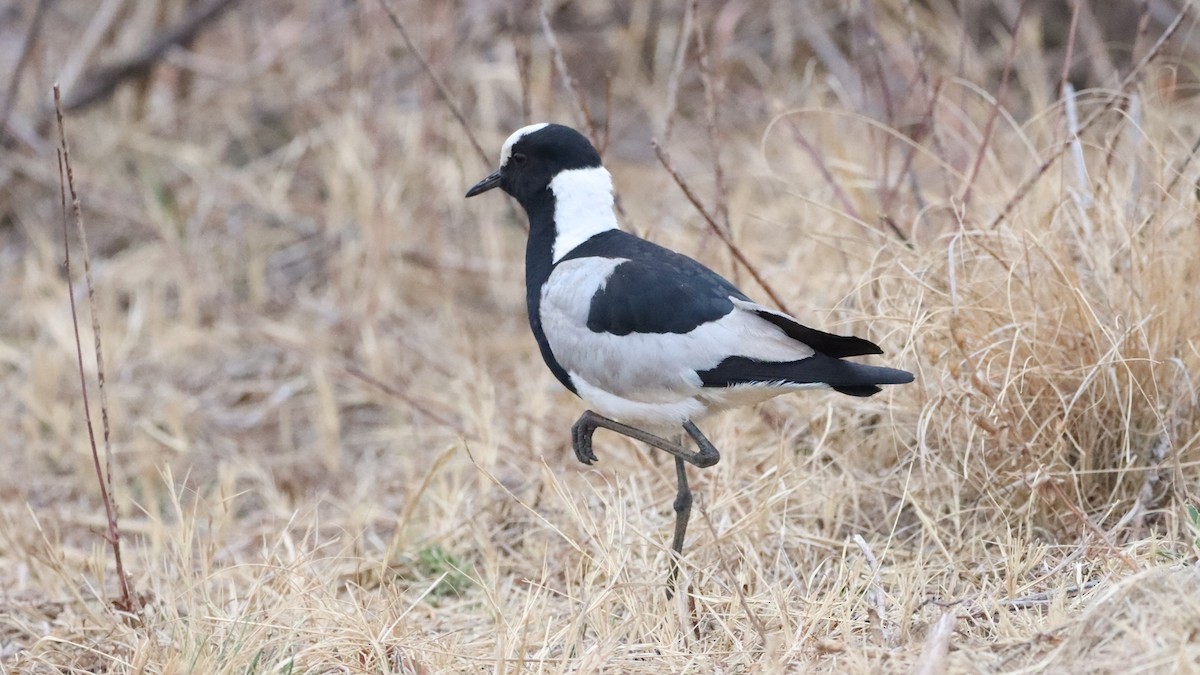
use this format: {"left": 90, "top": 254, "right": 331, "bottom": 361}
{"left": 541, "top": 257, "right": 817, "bottom": 403}
{"left": 729, "top": 299, "right": 884, "bottom": 357}
{"left": 580, "top": 253, "right": 747, "bottom": 337}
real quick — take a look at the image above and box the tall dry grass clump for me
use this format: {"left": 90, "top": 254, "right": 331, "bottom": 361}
{"left": 912, "top": 184, "right": 1200, "bottom": 538}
{"left": 753, "top": 65, "right": 1200, "bottom": 561}
{"left": 2, "top": 0, "right": 1200, "bottom": 672}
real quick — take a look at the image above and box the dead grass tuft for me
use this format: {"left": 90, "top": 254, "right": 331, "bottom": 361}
{"left": 2, "top": 0, "right": 1200, "bottom": 672}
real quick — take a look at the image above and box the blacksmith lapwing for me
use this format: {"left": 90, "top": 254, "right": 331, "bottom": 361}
{"left": 466, "top": 123, "right": 913, "bottom": 590}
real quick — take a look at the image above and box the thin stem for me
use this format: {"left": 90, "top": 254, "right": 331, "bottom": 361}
{"left": 652, "top": 140, "right": 793, "bottom": 315}
{"left": 378, "top": 0, "right": 490, "bottom": 166}
{"left": 54, "top": 84, "right": 136, "bottom": 614}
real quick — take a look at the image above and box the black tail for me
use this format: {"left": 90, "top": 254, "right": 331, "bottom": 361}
{"left": 697, "top": 353, "right": 914, "bottom": 397}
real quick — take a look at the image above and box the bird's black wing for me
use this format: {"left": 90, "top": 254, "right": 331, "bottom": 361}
{"left": 737, "top": 302, "right": 883, "bottom": 358}
{"left": 560, "top": 230, "right": 749, "bottom": 335}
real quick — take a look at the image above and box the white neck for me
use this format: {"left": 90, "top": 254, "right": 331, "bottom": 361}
{"left": 549, "top": 167, "right": 619, "bottom": 262}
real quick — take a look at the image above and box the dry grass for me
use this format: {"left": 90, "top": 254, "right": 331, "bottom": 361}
{"left": 2, "top": 1, "right": 1200, "bottom": 672}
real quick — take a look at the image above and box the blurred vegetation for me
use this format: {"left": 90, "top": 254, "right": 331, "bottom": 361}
{"left": 2, "top": 0, "right": 1200, "bottom": 672}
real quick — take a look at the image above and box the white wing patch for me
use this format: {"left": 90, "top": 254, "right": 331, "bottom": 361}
{"left": 540, "top": 260, "right": 820, "bottom": 428}
{"left": 540, "top": 256, "right": 626, "bottom": 325}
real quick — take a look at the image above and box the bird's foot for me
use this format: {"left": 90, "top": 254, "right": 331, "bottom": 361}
{"left": 570, "top": 415, "right": 599, "bottom": 465}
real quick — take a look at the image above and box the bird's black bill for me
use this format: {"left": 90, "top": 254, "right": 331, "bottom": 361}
{"left": 465, "top": 170, "right": 502, "bottom": 198}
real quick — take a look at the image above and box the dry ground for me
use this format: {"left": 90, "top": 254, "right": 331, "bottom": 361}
{"left": 2, "top": 1, "right": 1200, "bottom": 672}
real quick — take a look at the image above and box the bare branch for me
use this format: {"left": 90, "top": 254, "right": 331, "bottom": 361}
{"left": 62, "top": 0, "right": 244, "bottom": 112}
{"left": 693, "top": 10, "right": 730, "bottom": 234}
{"left": 538, "top": 0, "right": 597, "bottom": 146}
{"left": 699, "top": 506, "right": 768, "bottom": 645}
{"left": 507, "top": 6, "right": 533, "bottom": 123}
{"left": 652, "top": 140, "right": 792, "bottom": 315}
{"left": 0, "top": 0, "right": 50, "bottom": 142}
{"left": 54, "top": 84, "right": 138, "bottom": 615}
{"left": 853, "top": 534, "right": 895, "bottom": 647}
{"left": 989, "top": 4, "right": 1190, "bottom": 229}
{"left": 1164, "top": 116, "right": 1200, "bottom": 196}
{"left": 999, "top": 580, "right": 1101, "bottom": 609}
{"left": 782, "top": 119, "right": 862, "bottom": 223}
{"left": 661, "top": 0, "right": 696, "bottom": 145}
{"left": 959, "top": 0, "right": 1028, "bottom": 210}
{"left": 378, "top": 0, "right": 490, "bottom": 167}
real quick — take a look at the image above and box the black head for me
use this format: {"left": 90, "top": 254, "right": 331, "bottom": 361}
{"left": 465, "top": 123, "right": 602, "bottom": 206}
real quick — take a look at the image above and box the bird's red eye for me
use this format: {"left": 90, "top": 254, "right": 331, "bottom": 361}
{"left": 511, "top": 152, "right": 528, "bottom": 166}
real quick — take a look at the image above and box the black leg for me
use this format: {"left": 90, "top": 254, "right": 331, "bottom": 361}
{"left": 569, "top": 410, "right": 722, "bottom": 596}
{"left": 570, "top": 410, "right": 721, "bottom": 469}
{"left": 666, "top": 455, "right": 691, "bottom": 597}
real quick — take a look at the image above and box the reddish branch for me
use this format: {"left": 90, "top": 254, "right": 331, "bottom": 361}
{"left": 653, "top": 140, "right": 793, "bottom": 316}
{"left": 53, "top": 85, "right": 138, "bottom": 614}
{"left": 988, "top": 4, "right": 1189, "bottom": 229}
{"left": 62, "top": 0, "right": 243, "bottom": 112}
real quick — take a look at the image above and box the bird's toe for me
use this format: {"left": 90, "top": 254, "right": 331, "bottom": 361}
{"left": 571, "top": 427, "right": 597, "bottom": 465}
{"left": 575, "top": 440, "right": 598, "bottom": 465}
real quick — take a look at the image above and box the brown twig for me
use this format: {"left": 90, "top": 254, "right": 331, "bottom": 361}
{"left": 1057, "top": 0, "right": 1084, "bottom": 114}
{"left": 988, "top": 4, "right": 1189, "bottom": 229}
{"left": 998, "top": 580, "right": 1101, "bottom": 609}
{"left": 797, "top": 2, "right": 864, "bottom": 111}
{"left": 62, "top": 0, "right": 244, "bottom": 112}
{"left": 858, "top": 0, "right": 896, "bottom": 125}
{"left": 0, "top": 0, "right": 50, "bottom": 142}
{"left": 901, "top": 0, "right": 931, "bottom": 89}
{"left": 652, "top": 140, "right": 792, "bottom": 315}
{"left": 1100, "top": 91, "right": 1135, "bottom": 181}
{"left": 693, "top": 15, "right": 730, "bottom": 234}
{"left": 857, "top": 0, "right": 899, "bottom": 192}
{"left": 782, "top": 119, "right": 862, "bottom": 224}
{"left": 661, "top": 0, "right": 696, "bottom": 145}
{"left": 879, "top": 214, "right": 911, "bottom": 247}
{"left": 507, "top": 5, "right": 533, "bottom": 123}
{"left": 882, "top": 77, "right": 944, "bottom": 222}
{"left": 599, "top": 71, "right": 613, "bottom": 157}
{"left": 538, "top": 0, "right": 598, "bottom": 146}
{"left": 853, "top": 533, "right": 895, "bottom": 647}
{"left": 1131, "top": 0, "right": 1153, "bottom": 66}
{"left": 1043, "top": 479, "right": 1140, "bottom": 573}
{"left": 959, "top": 0, "right": 1028, "bottom": 211}
{"left": 929, "top": 579, "right": 1102, "bottom": 618}
{"left": 53, "top": 84, "right": 137, "bottom": 615}
{"left": 378, "top": 0, "right": 489, "bottom": 167}
{"left": 235, "top": 298, "right": 541, "bottom": 459}
{"left": 699, "top": 506, "right": 768, "bottom": 645}
{"left": 342, "top": 364, "right": 460, "bottom": 432}
{"left": 900, "top": 1, "right": 958, "bottom": 205}
{"left": 1163, "top": 129, "right": 1200, "bottom": 196}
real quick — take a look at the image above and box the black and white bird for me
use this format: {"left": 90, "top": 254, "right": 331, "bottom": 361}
{"left": 466, "top": 123, "right": 913, "bottom": 587}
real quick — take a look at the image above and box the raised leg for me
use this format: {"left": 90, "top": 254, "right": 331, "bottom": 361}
{"left": 569, "top": 410, "right": 721, "bottom": 596}
{"left": 571, "top": 410, "right": 720, "bottom": 469}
